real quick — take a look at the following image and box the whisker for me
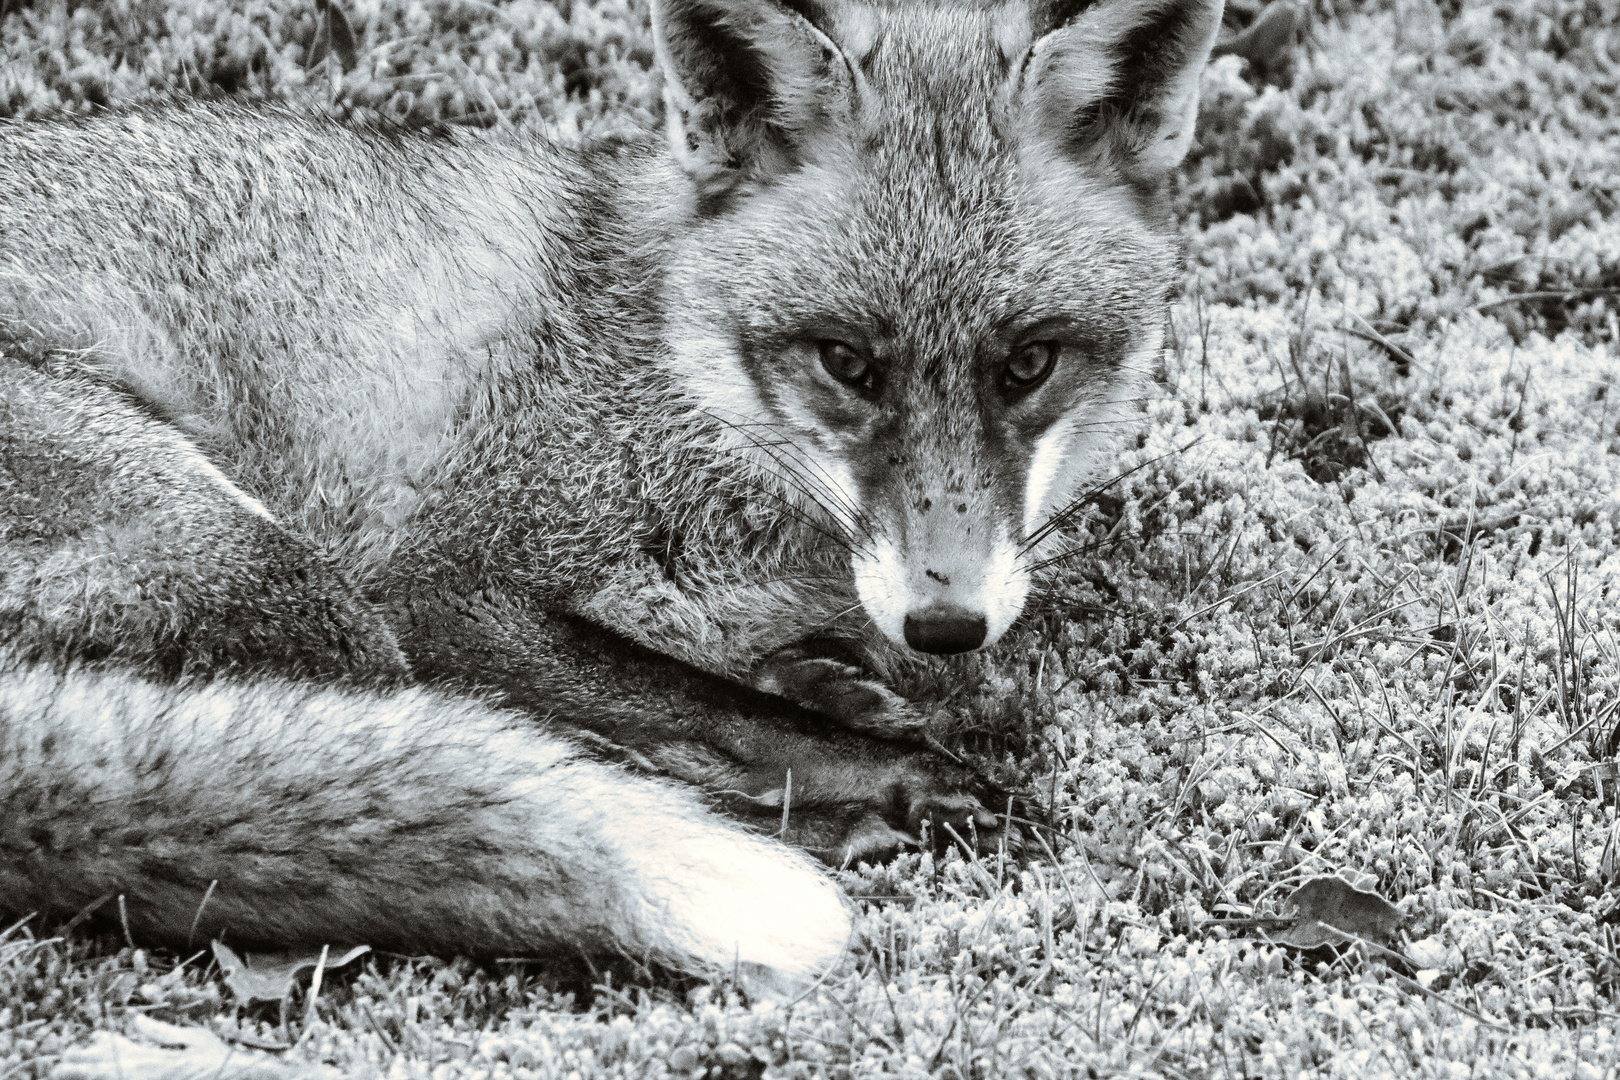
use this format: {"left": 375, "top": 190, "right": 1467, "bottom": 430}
{"left": 698, "top": 410, "right": 880, "bottom": 549}
{"left": 705, "top": 463, "right": 862, "bottom": 557}
{"left": 1024, "top": 537, "right": 1120, "bottom": 575}
{"left": 676, "top": 441, "right": 865, "bottom": 559}
{"left": 696, "top": 428, "right": 858, "bottom": 536}
{"left": 696, "top": 413, "right": 869, "bottom": 534}
{"left": 795, "top": 598, "right": 878, "bottom": 644}
{"left": 750, "top": 437, "right": 876, "bottom": 544}
{"left": 1021, "top": 436, "right": 1202, "bottom": 553}
{"left": 717, "top": 449, "right": 868, "bottom": 557}
{"left": 1025, "top": 525, "right": 1223, "bottom": 574}
{"left": 780, "top": 442, "right": 881, "bottom": 545}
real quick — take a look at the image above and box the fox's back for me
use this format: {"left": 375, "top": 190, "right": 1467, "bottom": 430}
{"left": 0, "top": 104, "right": 696, "bottom": 579}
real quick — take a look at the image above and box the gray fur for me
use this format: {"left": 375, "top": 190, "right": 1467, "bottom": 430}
{"left": 0, "top": 0, "right": 1221, "bottom": 982}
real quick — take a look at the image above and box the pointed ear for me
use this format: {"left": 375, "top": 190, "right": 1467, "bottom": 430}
{"left": 1020, "top": 0, "right": 1224, "bottom": 179}
{"left": 653, "top": 0, "right": 856, "bottom": 197}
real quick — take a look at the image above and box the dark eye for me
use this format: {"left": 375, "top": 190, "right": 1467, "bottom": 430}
{"left": 818, "top": 340, "right": 874, "bottom": 391}
{"left": 1003, "top": 342, "right": 1058, "bottom": 391}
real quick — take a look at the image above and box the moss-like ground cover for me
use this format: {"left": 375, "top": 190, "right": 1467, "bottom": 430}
{"left": 5, "top": 0, "right": 1620, "bottom": 1076}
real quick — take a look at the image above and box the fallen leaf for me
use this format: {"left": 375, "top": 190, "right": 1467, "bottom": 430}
{"left": 306, "top": 0, "right": 359, "bottom": 73}
{"left": 1405, "top": 934, "right": 1453, "bottom": 971}
{"left": 210, "top": 942, "right": 370, "bottom": 1004}
{"left": 1272, "top": 875, "right": 1404, "bottom": 949}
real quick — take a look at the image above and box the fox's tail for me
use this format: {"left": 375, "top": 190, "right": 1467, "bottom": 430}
{"left": 0, "top": 656, "right": 850, "bottom": 992}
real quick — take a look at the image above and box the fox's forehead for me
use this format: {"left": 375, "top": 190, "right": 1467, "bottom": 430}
{"left": 719, "top": 162, "right": 1165, "bottom": 366}
{"left": 676, "top": 0, "right": 1180, "bottom": 351}
{"left": 821, "top": 0, "right": 1029, "bottom": 141}
{"left": 817, "top": 0, "right": 1034, "bottom": 72}
{"left": 725, "top": 144, "right": 1166, "bottom": 352}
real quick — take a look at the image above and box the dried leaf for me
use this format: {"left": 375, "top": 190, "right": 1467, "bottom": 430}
{"left": 306, "top": 0, "right": 359, "bottom": 74}
{"left": 210, "top": 942, "right": 370, "bottom": 1004}
{"left": 1405, "top": 935, "right": 1452, "bottom": 970}
{"left": 1272, "top": 875, "right": 1403, "bottom": 949}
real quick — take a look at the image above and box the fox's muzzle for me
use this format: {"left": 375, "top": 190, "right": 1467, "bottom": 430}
{"left": 852, "top": 491, "right": 1029, "bottom": 656}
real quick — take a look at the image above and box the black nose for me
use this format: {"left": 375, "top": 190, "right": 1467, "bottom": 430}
{"left": 903, "top": 607, "right": 988, "bottom": 654}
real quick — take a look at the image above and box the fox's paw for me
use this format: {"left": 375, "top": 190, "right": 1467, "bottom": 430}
{"left": 750, "top": 644, "right": 925, "bottom": 736}
{"left": 766, "top": 750, "right": 1020, "bottom": 867}
{"left": 833, "top": 791, "right": 1005, "bottom": 867}
{"left": 886, "top": 763, "right": 1016, "bottom": 858}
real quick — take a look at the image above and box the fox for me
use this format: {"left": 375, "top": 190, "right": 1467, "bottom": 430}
{"left": 0, "top": 0, "right": 1223, "bottom": 992}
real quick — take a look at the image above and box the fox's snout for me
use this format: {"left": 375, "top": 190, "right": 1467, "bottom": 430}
{"left": 853, "top": 492, "right": 1029, "bottom": 656}
{"left": 905, "top": 606, "right": 987, "bottom": 654}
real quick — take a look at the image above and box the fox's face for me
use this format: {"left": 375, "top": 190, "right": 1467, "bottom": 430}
{"left": 656, "top": 0, "right": 1223, "bottom": 655}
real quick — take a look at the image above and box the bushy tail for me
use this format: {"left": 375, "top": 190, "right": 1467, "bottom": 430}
{"left": 0, "top": 657, "right": 850, "bottom": 991}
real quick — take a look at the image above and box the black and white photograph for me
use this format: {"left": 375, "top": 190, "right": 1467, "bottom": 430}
{"left": 3, "top": 0, "right": 1619, "bottom": 1075}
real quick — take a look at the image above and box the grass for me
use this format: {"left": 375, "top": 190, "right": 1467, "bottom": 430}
{"left": 6, "top": 0, "right": 1620, "bottom": 1076}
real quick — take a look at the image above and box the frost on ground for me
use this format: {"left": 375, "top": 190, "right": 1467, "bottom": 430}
{"left": 5, "top": 0, "right": 1620, "bottom": 1077}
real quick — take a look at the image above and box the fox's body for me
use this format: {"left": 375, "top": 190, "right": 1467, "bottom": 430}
{"left": 2, "top": 109, "right": 839, "bottom": 673}
{"left": 0, "top": 0, "right": 1221, "bottom": 988}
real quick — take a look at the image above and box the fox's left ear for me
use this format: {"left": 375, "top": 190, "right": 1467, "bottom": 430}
{"left": 653, "top": 0, "right": 857, "bottom": 199}
{"left": 1018, "top": 0, "right": 1224, "bottom": 179}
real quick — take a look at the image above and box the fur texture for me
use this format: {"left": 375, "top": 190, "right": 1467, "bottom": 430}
{"left": 657, "top": 0, "right": 1223, "bottom": 657}
{"left": 0, "top": 0, "right": 1221, "bottom": 987}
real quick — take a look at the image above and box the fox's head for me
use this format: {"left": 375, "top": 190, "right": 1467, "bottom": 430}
{"left": 655, "top": 0, "right": 1223, "bottom": 655}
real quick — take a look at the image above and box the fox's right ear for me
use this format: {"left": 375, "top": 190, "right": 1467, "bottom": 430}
{"left": 1019, "top": 0, "right": 1225, "bottom": 181}
{"left": 653, "top": 0, "right": 856, "bottom": 200}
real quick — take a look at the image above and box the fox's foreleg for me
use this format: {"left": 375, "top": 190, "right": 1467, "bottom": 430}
{"left": 0, "top": 657, "right": 850, "bottom": 991}
{"left": 576, "top": 553, "right": 926, "bottom": 734}
{"left": 390, "top": 580, "right": 1011, "bottom": 864}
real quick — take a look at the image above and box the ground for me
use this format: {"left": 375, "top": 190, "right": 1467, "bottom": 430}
{"left": 5, "top": 0, "right": 1620, "bottom": 1076}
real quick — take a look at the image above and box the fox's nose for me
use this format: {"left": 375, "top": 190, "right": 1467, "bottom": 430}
{"left": 903, "top": 605, "right": 988, "bottom": 654}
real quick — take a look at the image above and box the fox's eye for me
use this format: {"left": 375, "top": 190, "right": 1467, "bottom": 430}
{"left": 818, "top": 340, "right": 874, "bottom": 391}
{"left": 1003, "top": 342, "right": 1058, "bottom": 391}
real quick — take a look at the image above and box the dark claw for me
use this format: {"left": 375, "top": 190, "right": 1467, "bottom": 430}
{"left": 751, "top": 646, "right": 927, "bottom": 736}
